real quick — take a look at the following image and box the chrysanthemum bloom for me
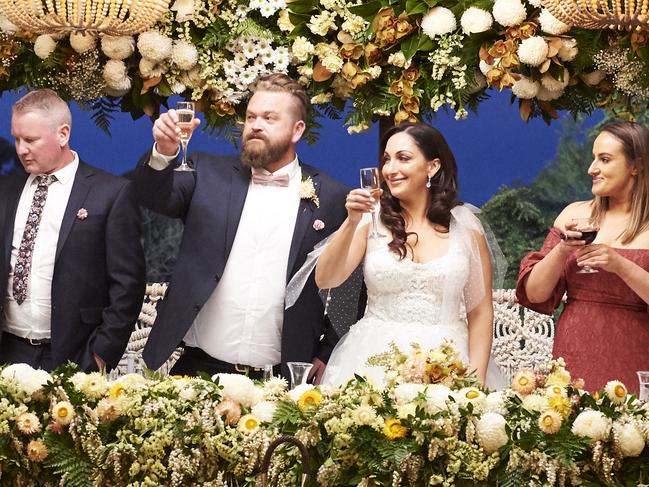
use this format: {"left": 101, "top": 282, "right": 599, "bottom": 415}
{"left": 492, "top": 0, "right": 527, "bottom": 27}
{"left": 96, "top": 398, "right": 121, "bottom": 423}
{"left": 518, "top": 36, "right": 549, "bottom": 67}
{"left": 571, "top": 410, "right": 612, "bottom": 442}
{"left": 251, "top": 401, "right": 277, "bottom": 423}
{"left": 536, "top": 86, "right": 564, "bottom": 101}
{"left": 297, "top": 389, "right": 323, "bottom": 411}
{"left": 538, "top": 410, "right": 562, "bottom": 434}
{"left": 237, "top": 414, "right": 261, "bottom": 433}
{"left": 421, "top": 7, "right": 457, "bottom": 38}
{"left": 52, "top": 401, "right": 75, "bottom": 426}
{"left": 101, "top": 36, "right": 135, "bottom": 60}
{"left": 109, "top": 382, "right": 126, "bottom": 399}
{"left": 69, "top": 32, "right": 97, "bottom": 53}
{"left": 383, "top": 418, "right": 408, "bottom": 440}
{"left": 26, "top": 439, "right": 48, "bottom": 462}
{"left": 460, "top": 7, "right": 493, "bottom": 33}
{"left": 604, "top": 380, "right": 627, "bottom": 404}
{"left": 476, "top": 412, "right": 509, "bottom": 453}
{"left": 538, "top": 8, "right": 570, "bottom": 35}
{"left": 548, "top": 394, "right": 572, "bottom": 418}
{"left": 16, "top": 412, "right": 41, "bottom": 435}
{"left": 616, "top": 422, "right": 645, "bottom": 457}
{"left": 512, "top": 369, "right": 536, "bottom": 395}
{"left": 581, "top": 70, "right": 606, "bottom": 86}
{"left": 511, "top": 77, "right": 540, "bottom": 99}
{"left": 33, "top": 35, "right": 57, "bottom": 60}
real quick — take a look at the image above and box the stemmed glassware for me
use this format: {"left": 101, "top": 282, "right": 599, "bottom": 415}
{"left": 287, "top": 361, "right": 313, "bottom": 389}
{"left": 359, "top": 167, "right": 385, "bottom": 239}
{"left": 571, "top": 217, "right": 598, "bottom": 273}
{"left": 174, "top": 101, "right": 195, "bottom": 172}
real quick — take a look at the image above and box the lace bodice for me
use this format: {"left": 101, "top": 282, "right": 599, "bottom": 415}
{"left": 363, "top": 236, "right": 470, "bottom": 326}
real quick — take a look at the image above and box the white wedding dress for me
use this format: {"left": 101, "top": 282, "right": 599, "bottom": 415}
{"left": 321, "top": 207, "right": 506, "bottom": 389}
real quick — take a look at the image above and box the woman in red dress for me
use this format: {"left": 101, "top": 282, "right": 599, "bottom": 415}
{"left": 517, "top": 121, "right": 649, "bottom": 394}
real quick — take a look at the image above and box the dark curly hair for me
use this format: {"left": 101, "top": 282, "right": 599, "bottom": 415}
{"left": 379, "top": 122, "right": 461, "bottom": 259}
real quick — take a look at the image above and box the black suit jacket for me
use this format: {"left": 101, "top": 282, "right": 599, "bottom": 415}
{"left": 0, "top": 162, "right": 146, "bottom": 371}
{"left": 134, "top": 152, "right": 349, "bottom": 377}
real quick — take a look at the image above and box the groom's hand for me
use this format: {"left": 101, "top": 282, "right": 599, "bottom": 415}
{"left": 308, "top": 357, "right": 326, "bottom": 385}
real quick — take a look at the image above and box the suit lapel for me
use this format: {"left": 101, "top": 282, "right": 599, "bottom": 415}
{"left": 55, "top": 163, "right": 92, "bottom": 261}
{"left": 286, "top": 164, "right": 319, "bottom": 282}
{"left": 224, "top": 161, "right": 250, "bottom": 258}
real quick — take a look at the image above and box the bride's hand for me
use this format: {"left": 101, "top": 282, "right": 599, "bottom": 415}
{"left": 345, "top": 188, "right": 381, "bottom": 225}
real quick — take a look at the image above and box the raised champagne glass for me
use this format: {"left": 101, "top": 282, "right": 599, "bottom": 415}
{"left": 359, "top": 167, "right": 385, "bottom": 239}
{"left": 571, "top": 217, "right": 599, "bottom": 274}
{"left": 174, "top": 101, "right": 195, "bottom": 172}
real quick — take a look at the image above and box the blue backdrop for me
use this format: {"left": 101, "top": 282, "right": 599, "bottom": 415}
{"left": 0, "top": 90, "right": 601, "bottom": 205}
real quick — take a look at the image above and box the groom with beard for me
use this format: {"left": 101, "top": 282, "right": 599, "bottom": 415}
{"left": 134, "top": 74, "right": 349, "bottom": 382}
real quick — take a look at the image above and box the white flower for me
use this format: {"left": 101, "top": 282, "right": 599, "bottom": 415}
{"left": 367, "top": 65, "right": 381, "bottom": 79}
{"left": 262, "top": 376, "right": 288, "bottom": 397}
{"left": 139, "top": 58, "right": 168, "bottom": 78}
{"left": 521, "top": 393, "right": 548, "bottom": 412}
{"left": 425, "top": 384, "right": 453, "bottom": 413}
{"left": 34, "top": 35, "right": 57, "bottom": 60}
{"left": 172, "top": 40, "right": 198, "bottom": 70}
{"left": 288, "top": 383, "right": 314, "bottom": 402}
{"left": 539, "top": 8, "right": 570, "bottom": 35}
{"left": 518, "top": 36, "right": 549, "bottom": 67}
{"left": 52, "top": 401, "right": 75, "bottom": 426}
{"left": 78, "top": 372, "right": 108, "bottom": 400}
{"left": 616, "top": 422, "right": 645, "bottom": 457}
{"left": 291, "top": 36, "right": 315, "bottom": 63}
{"left": 541, "top": 70, "right": 569, "bottom": 91}
{"left": 397, "top": 403, "right": 417, "bottom": 419}
{"left": 170, "top": 0, "right": 195, "bottom": 21}
{"left": 604, "top": 380, "right": 628, "bottom": 404}
{"left": 512, "top": 76, "right": 540, "bottom": 99}
{"left": 558, "top": 38, "right": 578, "bottom": 62}
{"left": 572, "top": 410, "right": 612, "bottom": 441}
{"left": 69, "top": 32, "right": 96, "bottom": 53}
{"left": 237, "top": 413, "right": 261, "bottom": 433}
{"left": 394, "top": 383, "right": 426, "bottom": 403}
{"left": 277, "top": 9, "right": 294, "bottom": 32}
{"left": 387, "top": 52, "right": 408, "bottom": 68}
{"left": 101, "top": 36, "right": 135, "bottom": 60}
{"left": 536, "top": 86, "right": 564, "bottom": 101}
{"left": 457, "top": 387, "right": 486, "bottom": 412}
{"left": 485, "top": 390, "right": 508, "bottom": 415}
{"left": 0, "top": 15, "right": 17, "bottom": 33}
{"left": 137, "top": 31, "right": 172, "bottom": 62}
{"left": 251, "top": 400, "right": 277, "bottom": 422}
{"left": 460, "top": 7, "right": 493, "bottom": 34}
{"left": 581, "top": 70, "right": 606, "bottom": 86}
{"left": 1, "top": 364, "right": 52, "bottom": 396}
{"left": 421, "top": 7, "right": 457, "bottom": 38}
{"left": 479, "top": 59, "right": 495, "bottom": 76}
{"left": 347, "top": 122, "right": 370, "bottom": 134}
{"left": 179, "top": 384, "right": 198, "bottom": 401}
{"left": 104, "top": 60, "right": 132, "bottom": 91}
{"left": 527, "top": 0, "right": 543, "bottom": 6}
{"left": 351, "top": 404, "right": 378, "bottom": 426}
{"left": 476, "top": 413, "right": 509, "bottom": 454}
{"left": 213, "top": 374, "right": 262, "bottom": 407}
{"left": 170, "top": 82, "right": 187, "bottom": 95}
{"left": 492, "top": 0, "right": 527, "bottom": 27}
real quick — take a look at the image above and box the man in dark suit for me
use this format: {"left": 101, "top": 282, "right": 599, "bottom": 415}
{"left": 135, "top": 73, "right": 349, "bottom": 382}
{"left": 0, "top": 89, "right": 145, "bottom": 372}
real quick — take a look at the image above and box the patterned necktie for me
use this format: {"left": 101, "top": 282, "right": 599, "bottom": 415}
{"left": 12, "top": 174, "right": 56, "bottom": 305}
{"left": 251, "top": 172, "right": 290, "bottom": 187}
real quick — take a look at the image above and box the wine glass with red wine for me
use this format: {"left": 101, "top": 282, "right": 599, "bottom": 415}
{"left": 571, "top": 217, "right": 598, "bottom": 273}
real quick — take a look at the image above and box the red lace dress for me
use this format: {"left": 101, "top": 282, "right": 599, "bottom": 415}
{"left": 516, "top": 227, "right": 649, "bottom": 394}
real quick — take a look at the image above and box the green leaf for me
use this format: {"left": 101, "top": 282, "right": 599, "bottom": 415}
{"left": 43, "top": 433, "right": 94, "bottom": 487}
{"left": 405, "top": 0, "right": 433, "bottom": 16}
{"left": 348, "top": 0, "right": 384, "bottom": 20}
{"left": 400, "top": 35, "right": 434, "bottom": 59}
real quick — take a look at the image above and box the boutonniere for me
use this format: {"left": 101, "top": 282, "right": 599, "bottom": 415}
{"left": 299, "top": 176, "right": 320, "bottom": 208}
{"left": 313, "top": 219, "right": 325, "bottom": 231}
{"left": 76, "top": 208, "right": 88, "bottom": 220}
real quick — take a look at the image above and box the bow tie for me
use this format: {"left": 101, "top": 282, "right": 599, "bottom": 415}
{"left": 251, "top": 172, "right": 290, "bottom": 187}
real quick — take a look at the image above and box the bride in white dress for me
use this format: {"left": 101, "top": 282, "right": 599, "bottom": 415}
{"left": 315, "top": 122, "right": 505, "bottom": 389}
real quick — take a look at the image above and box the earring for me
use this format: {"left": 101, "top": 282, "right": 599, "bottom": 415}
{"left": 426, "top": 175, "right": 432, "bottom": 188}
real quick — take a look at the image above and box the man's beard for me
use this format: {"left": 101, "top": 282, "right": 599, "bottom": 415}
{"left": 240, "top": 133, "right": 292, "bottom": 169}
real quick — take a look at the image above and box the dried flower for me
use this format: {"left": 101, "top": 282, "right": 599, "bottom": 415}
{"left": 16, "top": 412, "right": 41, "bottom": 434}
{"left": 26, "top": 439, "right": 48, "bottom": 462}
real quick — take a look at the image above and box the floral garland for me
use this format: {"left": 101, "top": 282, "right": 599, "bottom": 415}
{"left": 1, "top": 0, "right": 648, "bottom": 135}
{"left": 0, "top": 342, "right": 648, "bottom": 486}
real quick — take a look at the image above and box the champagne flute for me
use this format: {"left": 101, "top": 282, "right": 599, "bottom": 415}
{"left": 571, "top": 217, "right": 599, "bottom": 274}
{"left": 174, "top": 101, "right": 195, "bottom": 172}
{"left": 359, "top": 167, "right": 385, "bottom": 239}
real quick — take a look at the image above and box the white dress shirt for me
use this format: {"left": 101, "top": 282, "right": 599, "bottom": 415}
{"left": 3, "top": 155, "right": 79, "bottom": 339}
{"left": 149, "top": 147, "right": 302, "bottom": 366}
